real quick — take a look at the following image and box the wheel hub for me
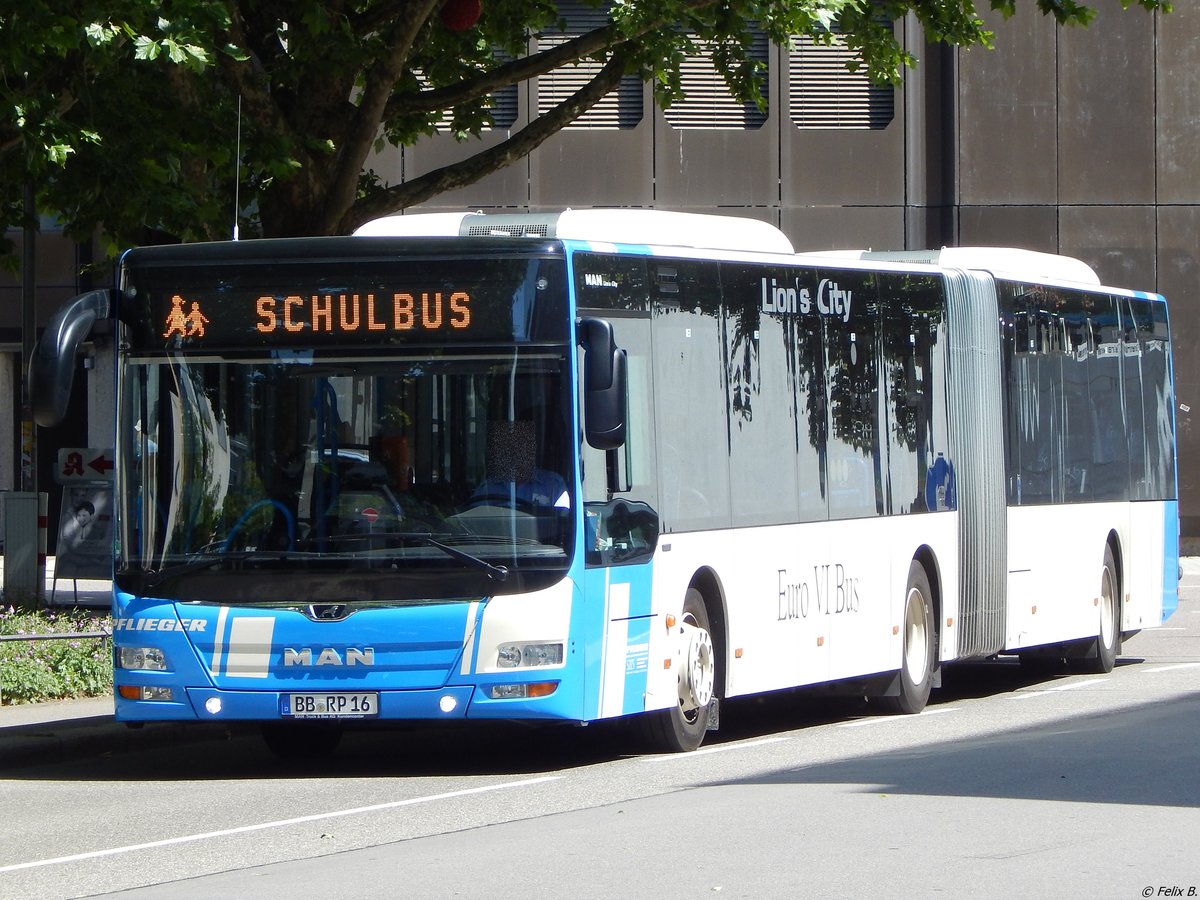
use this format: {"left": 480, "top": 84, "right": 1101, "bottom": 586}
{"left": 903, "top": 587, "right": 928, "bottom": 684}
{"left": 678, "top": 623, "right": 714, "bottom": 711}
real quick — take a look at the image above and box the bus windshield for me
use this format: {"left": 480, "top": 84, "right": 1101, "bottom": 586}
{"left": 116, "top": 349, "right": 575, "bottom": 602}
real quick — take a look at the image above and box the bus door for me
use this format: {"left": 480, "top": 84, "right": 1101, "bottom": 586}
{"left": 577, "top": 308, "right": 662, "bottom": 722}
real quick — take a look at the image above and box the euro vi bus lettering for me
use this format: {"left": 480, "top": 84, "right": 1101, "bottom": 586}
{"left": 777, "top": 564, "right": 861, "bottom": 621}
{"left": 760, "top": 277, "right": 853, "bottom": 322}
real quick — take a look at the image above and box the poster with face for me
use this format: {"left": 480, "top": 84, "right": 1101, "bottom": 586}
{"left": 56, "top": 484, "right": 113, "bottom": 579}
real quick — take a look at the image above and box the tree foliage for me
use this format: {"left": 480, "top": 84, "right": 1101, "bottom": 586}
{"left": 0, "top": 0, "right": 1171, "bottom": 257}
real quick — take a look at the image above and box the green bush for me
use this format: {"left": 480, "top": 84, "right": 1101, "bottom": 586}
{"left": 0, "top": 607, "right": 113, "bottom": 705}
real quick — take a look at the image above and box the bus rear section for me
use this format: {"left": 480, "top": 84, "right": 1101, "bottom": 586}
{"left": 994, "top": 278, "right": 1178, "bottom": 670}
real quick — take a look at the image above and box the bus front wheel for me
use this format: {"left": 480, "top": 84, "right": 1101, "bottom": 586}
{"left": 880, "top": 561, "right": 936, "bottom": 715}
{"left": 637, "top": 588, "right": 716, "bottom": 752}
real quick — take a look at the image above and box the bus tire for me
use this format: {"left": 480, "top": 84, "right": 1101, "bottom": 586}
{"left": 880, "top": 560, "right": 936, "bottom": 715}
{"left": 636, "top": 588, "right": 716, "bottom": 752}
{"left": 1074, "top": 545, "right": 1119, "bottom": 675}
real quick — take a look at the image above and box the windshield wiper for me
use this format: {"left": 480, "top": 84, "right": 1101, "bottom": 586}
{"left": 382, "top": 532, "right": 509, "bottom": 582}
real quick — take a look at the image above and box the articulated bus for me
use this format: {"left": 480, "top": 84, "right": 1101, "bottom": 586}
{"left": 31, "top": 209, "right": 1178, "bottom": 754}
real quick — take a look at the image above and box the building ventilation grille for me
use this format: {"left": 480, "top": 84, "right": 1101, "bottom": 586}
{"left": 662, "top": 30, "right": 769, "bottom": 130}
{"left": 419, "top": 55, "right": 518, "bottom": 132}
{"left": 538, "top": 2, "right": 643, "bottom": 129}
{"left": 789, "top": 31, "right": 894, "bottom": 130}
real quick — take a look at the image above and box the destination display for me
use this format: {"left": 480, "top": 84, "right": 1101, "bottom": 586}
{"left": 251, "top": 290, "right": 471, "bottom": 335}
{"left": 121, "top": 254, "right": 568, "bottom": 349}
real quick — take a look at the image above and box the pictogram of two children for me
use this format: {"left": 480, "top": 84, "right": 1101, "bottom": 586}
{"left": 163, "top": 294, "right": 210, "bottom": 338}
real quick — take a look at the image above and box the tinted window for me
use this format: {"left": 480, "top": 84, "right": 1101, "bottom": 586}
{"left": 878, "top": 274, "right": 949, "bottom": 514}
{"left": 1087, "top": 296, "right": 1130, "bottom": 502}
{"left": 652, "top": 260, "right": 731, "bottom": 532}
{"left": 1128, "top": 296, "right": 1177, "bottom": 500}
{"left": 722, "top": 264, "right": 802, "bottom": 526}
{"left": 999, "top": 282, "right": 1173, "bottom": 506}
{"left": 822, "top": 270, "right": 883, "bottom": 519}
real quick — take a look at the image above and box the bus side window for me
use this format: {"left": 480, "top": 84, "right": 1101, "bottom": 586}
{"left": 823, "top": 270, "right": 883, "bottom": 520}
{"left": 652, "top": 260, "right": 727, "bottom": 531}
{"left": 878, "top": 273, "right": 947, "bottom": 515}
{"left": 1061, "top": 305, "right": 1094, "bottom": 501}
{"left": 1127, "top": 295, "right": 1176, "bottom": 500}
{"left": 1086, "top": 295, "right": 1129, "bottom": 502}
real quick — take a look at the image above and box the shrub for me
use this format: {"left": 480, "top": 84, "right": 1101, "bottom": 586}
{"left": 0, "top": 607, "right": 113, "bottom": 705}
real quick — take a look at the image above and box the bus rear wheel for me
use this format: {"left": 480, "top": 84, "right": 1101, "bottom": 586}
{"left": 879, "top": 561, "right": 936, "bottom": 715}
{"left": 1073, "top": 545, "right": 1119, "bottom": 674}
{"left": 636, "top": 588, "right": 716, "bottom": 752}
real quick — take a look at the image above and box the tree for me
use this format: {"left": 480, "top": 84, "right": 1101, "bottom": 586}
{"left": 1, "top": 0, "right": 1171, "bottom": 256}
{"left": 0, "top": 3, "right": 214, "bottom": 258}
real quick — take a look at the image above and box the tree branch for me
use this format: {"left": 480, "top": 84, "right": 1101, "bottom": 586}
{"left": 388, "top": 24, "right": 622, "bottom": 118}
{"left": 351, "top": 0, "right": 421, "bottom": 36}
{"left": 321, "top": 1, "right": 442, "bottom": 230}
{"left": 387, "top": 0, "right": 719, "bottom": 119}
{"left": 0, "top": 88, "right": 76, "bottom": 155}
{"left": 339, "top": 44, "right": 635, "bottom": 232}
{"left": 218, "top": 5, "right": 295, "bottom": 157}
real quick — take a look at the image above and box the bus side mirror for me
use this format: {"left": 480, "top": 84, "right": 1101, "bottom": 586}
{"left": 577, "top": 317, "right": 627, "bottom": 450}
{"left": 29, "top": 289, "right": 112, "bottom": 428}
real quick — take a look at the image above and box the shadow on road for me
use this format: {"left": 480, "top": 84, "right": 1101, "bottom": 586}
{"left": 5, "top": 655, "right": 1177, "bottom": 792}
{"left": 725, "top": 687, "right": 1200, "bottom": 808}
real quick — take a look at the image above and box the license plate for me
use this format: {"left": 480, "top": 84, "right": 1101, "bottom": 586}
{"left": 281, "top": 692, "right": 379, "bottom": 719}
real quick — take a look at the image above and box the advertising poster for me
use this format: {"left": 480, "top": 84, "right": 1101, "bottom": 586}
{"left": 55, "top": 484, "right": 114, "bottom": 579}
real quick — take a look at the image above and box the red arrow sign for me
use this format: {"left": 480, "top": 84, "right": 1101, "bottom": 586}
{"left": 55, "top": 447, "right": 115, "bottom": 484}
{"left": 88, "top": 454, "right": 115, "bottom": 475}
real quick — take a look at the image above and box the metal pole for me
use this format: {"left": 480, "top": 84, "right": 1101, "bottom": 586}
{"left": 20, "top": 178, "right": 37, "bottom": 495}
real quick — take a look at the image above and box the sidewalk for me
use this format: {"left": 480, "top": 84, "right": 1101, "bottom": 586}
{"left": 0, "top": 555, "right": 111, "bottom": 608}
{"left": 1, "top": 557, "right": 214, "bottom": 769}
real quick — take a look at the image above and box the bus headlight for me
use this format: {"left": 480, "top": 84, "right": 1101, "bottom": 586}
{"left": 117, "top": 646, "right": 168, "bottom": 671}
{"left": 496, "top": 642, "right": 564, "bottom": 668}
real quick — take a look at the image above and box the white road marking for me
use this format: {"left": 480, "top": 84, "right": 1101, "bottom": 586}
{"left": 1144, "top": 662, "right": 1200, "bottom": 673}
{"left": 639, "top": 736, "right": 788, "bottom": 762}
{"left": 1008, "top": 677, "right": 1107, "bottom": 700}
{"left": 837, "top": 707, "right": 960, "bottom": 728}
{"left": 0, "top": 776, "right": 561, "bottom": 874}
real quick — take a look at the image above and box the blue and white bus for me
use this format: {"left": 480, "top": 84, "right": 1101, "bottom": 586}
{"left": 32, "top": 209, "right": 1178, "bottom": 754}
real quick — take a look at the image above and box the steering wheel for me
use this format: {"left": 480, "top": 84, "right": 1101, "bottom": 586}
{"left": 222, "top": 499, "right": 296, "bottom": 552}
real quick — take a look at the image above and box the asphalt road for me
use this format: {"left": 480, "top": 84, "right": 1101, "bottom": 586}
{"left": 1, "top": 567, "right": 1198, "bottom": 899}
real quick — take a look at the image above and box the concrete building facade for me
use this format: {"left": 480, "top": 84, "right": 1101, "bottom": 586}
{"left": 3, "top": 2, "right": 1199, "bottom": 540}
